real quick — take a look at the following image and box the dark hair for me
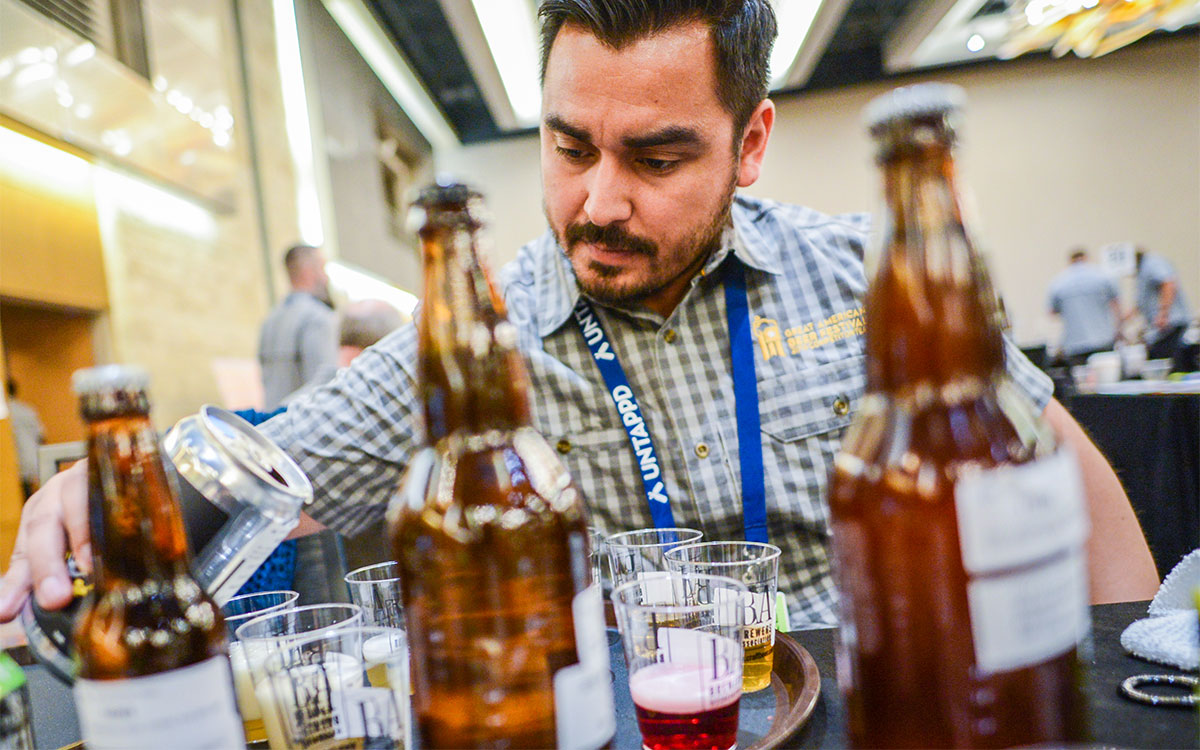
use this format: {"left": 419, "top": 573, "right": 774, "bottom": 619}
{"left": 1069, "top": 248, "right": 1087, "bottom": 262}
{"left": 283, "top": 244, "right": 320, "bottom": 278}
{"left": 538, "top": 0, "right": 777, "bottom": 136}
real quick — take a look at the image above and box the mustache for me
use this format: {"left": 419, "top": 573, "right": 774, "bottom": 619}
{"left": 564, "top": 222, "right": 657, "bottom": 258}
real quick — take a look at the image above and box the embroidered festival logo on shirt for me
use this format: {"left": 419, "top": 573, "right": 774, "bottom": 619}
{"left": 753, "top": 307, "right": 866, "bottom": 359}
{"left": 753, "top": 316, "right": 786, "bottom": 361}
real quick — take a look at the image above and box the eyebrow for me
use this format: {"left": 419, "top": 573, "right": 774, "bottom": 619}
{"left": 544, "top": 114, "right": 703, "bottom": 151}
{"left": 544, "top": 114, "right": 592, "bottom": 144}
{"left": 622, "top": 126, "right": 703, "bottom": 150}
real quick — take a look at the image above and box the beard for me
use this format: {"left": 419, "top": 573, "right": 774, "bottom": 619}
{"left": 554, "top": 175, "right": 737, "bottom": 308}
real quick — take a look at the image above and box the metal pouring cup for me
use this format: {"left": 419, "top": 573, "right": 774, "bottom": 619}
{"left": 164, "top": 405, "right": 313, "bottom": 603}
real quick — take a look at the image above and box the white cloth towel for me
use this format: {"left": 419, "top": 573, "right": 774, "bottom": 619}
{"left": 1120, "top": 548, "right": 1200, "bottom": 670}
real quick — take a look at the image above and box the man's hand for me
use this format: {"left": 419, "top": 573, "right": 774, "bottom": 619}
{"left": 0, "top": 461, "right": 92, "bottom": 621}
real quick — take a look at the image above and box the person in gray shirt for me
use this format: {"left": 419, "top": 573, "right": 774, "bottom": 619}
{"left": 6, "top": 378, "right": 43, "bottom": 499}
{"left": 1135, "top": 248, "right": 1192, "bottom": 370}
{"left": 1047, "top": 248, "right": 1120, "bottom": 366}
{"left": 258, "top": 245, "right": 338, "bottom": 409}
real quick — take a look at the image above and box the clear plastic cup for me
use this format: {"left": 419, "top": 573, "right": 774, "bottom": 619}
{"left": 605, "top": 528, "right": 704, "bottom": 594}
{"left": 665, "top": 541, "right": 782, "bottom": 692}
{"left": 234, "top": 603, "right": 364, "bottom": 727}
{"left": 612, "top": 572, "right": 746, "bottom": 750}
{"left": 344, "top": 561, "right": 404, "bottom": 630}
{"left": 256, "top": 625, "right": 410, "bottom": 750}
{"left": 222, "top": 590, "right": 300, "bottom": 743}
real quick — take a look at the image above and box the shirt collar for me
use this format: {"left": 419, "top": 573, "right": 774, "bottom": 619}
{"left": 533, "top": 196, "right": 784, "bottom": 338}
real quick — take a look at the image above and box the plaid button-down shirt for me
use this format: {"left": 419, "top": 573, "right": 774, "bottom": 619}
{"left": 259, "top": 194, "right": 1052, "bottom": 627}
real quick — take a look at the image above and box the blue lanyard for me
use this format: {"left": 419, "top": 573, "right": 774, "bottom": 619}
{"left": 572, "top": 262, "right": 767, "bottom": 542}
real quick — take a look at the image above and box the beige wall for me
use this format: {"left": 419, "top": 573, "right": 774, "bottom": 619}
{"left": 240, "top": 0, "right": 302, "bottom": 304}
{"left": 438, "top": 35, "right": 1199, "bottom": 346}
{"left": 83, "top": 0, "right": 287, "bottom": 427}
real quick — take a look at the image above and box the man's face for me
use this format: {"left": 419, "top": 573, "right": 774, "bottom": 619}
{"left": 540, "top": 21, "right": 747, "bottom": 316}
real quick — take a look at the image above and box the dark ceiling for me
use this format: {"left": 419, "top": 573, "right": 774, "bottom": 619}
{"left": 364, "top": 0, "right": 1190, "bottom": 145}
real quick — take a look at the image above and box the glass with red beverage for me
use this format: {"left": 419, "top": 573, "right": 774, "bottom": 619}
{"left": 613, "top": 572, "right": 745, "bottom": 750}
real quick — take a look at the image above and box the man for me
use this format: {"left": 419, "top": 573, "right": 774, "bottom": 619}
{"left": 258, "top": 244, "right": 338, "bottom": 409}
{"left": 1047, "top": 248, "right": 1121, "bottom": 367}
{"left": 1135, "top": 248, "right": 1192, "bottom": 370}
{"left": 336, "top": 299, "right": 406, "bottom": 368}
{"left": 5, "top": 379, "right": 43, "bottom": 499}
{"left": 0, "top": 0, "right": 1157, "bottom": 627}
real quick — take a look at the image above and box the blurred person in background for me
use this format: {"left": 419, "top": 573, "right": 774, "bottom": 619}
{"left": 336, "top": 299, "right": 407, "bottom": 367}
{"left": 282, "top": 298, "right": 408, "bottom": 406}
{"left": 1134, "top": 247, "right": 1192, "bottom": 371}
{"left": 6, "top": 378, "right": 43, "bottom": 500}
{"left": 1047, "top": 248, "right": 1121, "bottom": 367}
{"left": 258, "top": 245, "right": 338, "bottom": 409}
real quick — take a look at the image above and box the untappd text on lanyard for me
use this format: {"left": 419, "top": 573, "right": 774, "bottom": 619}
{"left": 572, "top": 261, "right": 768, "bottom": 543}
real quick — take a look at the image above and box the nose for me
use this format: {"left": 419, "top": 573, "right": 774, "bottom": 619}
{"left": 583, "top": 156, "right": 633, "bottom": 227}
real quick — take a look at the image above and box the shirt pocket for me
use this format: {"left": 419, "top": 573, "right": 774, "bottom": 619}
{"left": 760, "top": 355, "right": 866, "bottom": 443}
{"left": 758, "top": 355, "right": 866, "bottom": 530}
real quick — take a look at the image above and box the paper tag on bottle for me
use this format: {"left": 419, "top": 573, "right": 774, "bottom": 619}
{"left": 967, "top": 548, "right": 1089, "bottom": 675}
{"left": 554, "top": 584, "right": 615, "bottom": 750}
{"left": 955, "top": 449, "right": 1089, "bottom": 574}
{"left": 74, "top": 656, "right": 244, "bottom": 750}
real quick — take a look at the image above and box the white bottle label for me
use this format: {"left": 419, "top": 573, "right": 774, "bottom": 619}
{"left": 554, "top": 583, "right": 615, "bottom": 750}
{"left": 955, "top": 449, "right": 1089, "bottom": 574}
{"left": 967, "top": 549, "right": 1089, "bottom": 675}
{"left": 74, "top": 655, "right": 244, "bottom": 750}
{"left": 956, "top": 450, "right": 1091, "bottom": 675}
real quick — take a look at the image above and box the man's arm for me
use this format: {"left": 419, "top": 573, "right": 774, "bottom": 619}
{"left": 0, "top": 323, "right": 423, "bottom": 621}
{"left": 1155, "top": 279, "right": 1178, "bottom": 331}
{"left": 1043, "top": 398, "right": 1159, "bottom": 603}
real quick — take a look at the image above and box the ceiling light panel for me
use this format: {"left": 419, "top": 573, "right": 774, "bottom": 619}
{"left": 469, "top": 0, "right": 541, "bottom": 126}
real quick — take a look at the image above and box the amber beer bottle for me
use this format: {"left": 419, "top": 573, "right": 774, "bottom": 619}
{"left": 391, "top": 180, "right": 615, "bottom": 749}
{"left": 71, "top": 365, "right": 244, "bottom": 749}
{"left": 829, "top": 84, "right": 1090, "bottom": 748}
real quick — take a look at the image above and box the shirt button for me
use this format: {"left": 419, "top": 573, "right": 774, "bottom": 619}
{"left": 695, "top": 442, "right": 709, "bottom": 458}
{"left": 664, "top": 329, "right": 678, "bottom": 344}
{"left": 833, "top": 395, "right": 850, "bottom": 416}
{"left": 556, "top": 439, "right": 572, "bottom": 454}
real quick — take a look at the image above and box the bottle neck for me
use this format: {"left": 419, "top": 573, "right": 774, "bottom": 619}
{"left": 865, "top": 139, "right": 1005, "bottom": 395}
{"left": 86, "top": 414, "right": 192, "bottom": 590}
{"left": 417, "top": 215, "right": 531, "bottom": 445}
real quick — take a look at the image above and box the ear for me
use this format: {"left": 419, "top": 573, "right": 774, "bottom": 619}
{"left": 736, "top": 99, "right": 775, "bottom": 188}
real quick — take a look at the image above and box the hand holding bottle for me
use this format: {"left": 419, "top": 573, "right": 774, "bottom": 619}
{"left": 0, "top": 460, "right": 90, "bottom": 620}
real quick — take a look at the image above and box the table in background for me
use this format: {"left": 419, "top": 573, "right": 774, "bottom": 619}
{"left": 1065, "top": 392, "right": 1200, "bottom": 577}
{"left": 14, "top": 601, "right": 1194, "bottom": 749}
